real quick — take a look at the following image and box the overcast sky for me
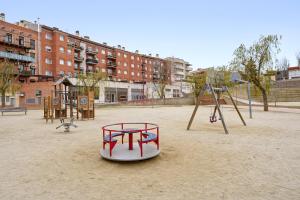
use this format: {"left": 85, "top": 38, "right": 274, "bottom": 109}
{"left": 1, "top": 0, "right": 299, "bottom": 69}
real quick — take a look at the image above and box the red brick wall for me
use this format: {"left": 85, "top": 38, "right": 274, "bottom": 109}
{"left": 19, "top": 81, "right": 53, "bottom": 109}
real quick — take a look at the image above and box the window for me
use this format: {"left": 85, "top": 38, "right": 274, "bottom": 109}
{"left": 137, "top": 57, "right": 140, "bottom": 61}
{"left": 45, "top": 58, "right": 52, "bottom": 64}
{"left": 67, "top": 61, "right": 72, "bottom": 66}
{"left": 74, "top": 63, "right": 78, "bottom": 69}
{"left": 5, "top": 33, "right": 12, "bottom": 43}
{"left": 30, "top": 39, "right": 35, "bottom": 50}
{"left": 149, "top": 61, "right": 152, "bottom": 64}
{"left": 19, "top": 36, "right": 24, "bottom": 46}
{"left": 45, "top": 46, "right": 52, "bottom": 52}
{"left": 117, "top": 61, "right": 121, "bottom": 66}
{"left": 124, "top": 54, "right": 127, "bottom": 58}
{"left": 59, "top": 47, "right": 64, "bottom": 53}
{"left": 117, "top": 52, "right": 121, "bottom": 57}
{"left": 59, "top": 71, "right": 64, "bottom": 76}
{"left": 101, "top": 50, "right": 105, "bottom": 55}
{"left": 131, "top": 55, "right": 134, "bottom": 60}
{"left": 131, "top": 64, "right": 134, "bottom": 68}
{"left": 67, "top": 49, "right": 72, "bottom": 54}
{"left": 124, "top": 70, "right": 128, "bottom": 75}
{"left": 145, "top": 60, "right": 148, "bottom": 63}
{"left": 45, "top": 70, "right": 52, "bottom": 76}
{"left": 59, "top": 35, "right": 64, "bottom": 41}
{"left": 118, "top": 70, "right": 121, "bottom": 74}
{"left": 59, "top": 59, "right": 64, "bottom": 65}
{"left": 137, "top": 72, "right": 140, "bottom": 77}
{"left": 18, "top": 65, "right": 24, "bottom": 71}
{"left": 29, "top": 53, "right": 35, "bottom": 59}
{"left": 101, "top": 68, "right": 106, "bottom": 72}
{"left": 101, "top": 59, "right": 105, "bottom": 64}
{"left": 45, "top": 33, "right": 52, "bottom": 40}
{"left": 131, "top": 72, "right": 135, "bottom": 76}
{"left": 124, "top": 62, "right": 127, "bottom": 67}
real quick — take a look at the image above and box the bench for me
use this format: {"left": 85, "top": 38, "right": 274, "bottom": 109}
{"left": 0, "top": 107, "right": 27, "bottom": 116}
{"left": 138, "top": 132, "right": 159, "bottom": 157}
{"left": 103, "top": 132, "right": 125, "bottom": 156}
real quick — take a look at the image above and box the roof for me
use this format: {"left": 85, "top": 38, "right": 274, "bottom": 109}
{"left": 54, "top": 76, "right": 77, "bottom": 86}
{"left": 288, "top": 66, "right": 300, "bottom": 71}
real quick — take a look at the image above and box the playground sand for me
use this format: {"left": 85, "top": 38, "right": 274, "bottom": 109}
{"left": 0, "top": 106, "right": 300, "bottom": 200}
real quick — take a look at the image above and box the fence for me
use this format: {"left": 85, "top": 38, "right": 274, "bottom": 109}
{"left": 231, "top": 79, "right": 300, "bottom": 103}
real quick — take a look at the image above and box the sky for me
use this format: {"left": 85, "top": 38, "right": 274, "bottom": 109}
{"left": 1, "top": 0, "right": 299, "bottom": 69}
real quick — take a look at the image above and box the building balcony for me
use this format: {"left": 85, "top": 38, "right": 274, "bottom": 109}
{"left": 0, "top": 51, "right": 35, "bottom": 63}
{"left": 186, "top": 67, "right": 193, "bottom": 71}
{"left": 74, "top": 44, "right": 84, "bottom": 51}
{"left": 74, "top": 55, "right": 84, "bottom": 62}
{"left": 106, "top": 61, "right": 117, "bottom": 68}
{"left": 67, "top": 41, "right": 75, "bottom": 47}
{"left": 107, "top": 69, "right": 117, "bottom": 77}
{"left": 106, "top": 54, "right": 116, "bottom": 59}
{"left": 0, "top": 38, "right": 32, "bottom": 50}
{"left": 86, "top": 58, "right": 99, "bottom": 65}
{"left": 86, "top": 48, "right": 98, "bottom": 55}
{"left": 19, "top": 70, "right": 33, "bottom": 77}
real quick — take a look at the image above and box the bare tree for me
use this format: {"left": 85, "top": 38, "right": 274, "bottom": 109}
{"left": 0, "top": 60, "right": 20, "bottom": 107}
{"left": 297, "top": 52, "right": 300, "bottom": 66}
{"left": 153, "top": 60, "right": 171, "bottom": 100}
{"left": 275, "top": 57, "right": 289, "bottom": 80}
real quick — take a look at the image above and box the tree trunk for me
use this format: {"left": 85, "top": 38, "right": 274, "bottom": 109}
{"left": 261, "top": 89, "right": 268, "bottom": 111}
{"left": 1, "top": 91, "right": 5, "bottom": 108}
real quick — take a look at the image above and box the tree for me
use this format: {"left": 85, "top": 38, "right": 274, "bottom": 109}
{"left": 0, "top": 60, "right": 20, "bottom": 107}
{"left": 77, "top": 71, "right": 106, "bottom": 96}
{"left": 297, "top": 52, "right": 300, "bottom": 66}
{"left": 275, "top": 57, "right": 289, "bottom": 80}
{"left": 186, "top": 70, "right": 207, "bottom": 98}
{"left": 153, "top": 60, "right": 171, "bottom": 100}
{"left": 231, "top": 35, "right": 281, "bottom": 111}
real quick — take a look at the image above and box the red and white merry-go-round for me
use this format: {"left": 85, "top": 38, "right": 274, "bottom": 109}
{"left": 100, "top": 122, "right": 160, "bottom": 161}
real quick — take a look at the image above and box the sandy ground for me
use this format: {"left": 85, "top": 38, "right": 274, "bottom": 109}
{"left": 0, "top": 105, "right": 300, "bottom": 200}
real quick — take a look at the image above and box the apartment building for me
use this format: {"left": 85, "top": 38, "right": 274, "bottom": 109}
{"left": 165, "top": 57, "right": 193, "bottom": 95}
{"left": 0, "top": 13, "right": 190, "bottom": 107}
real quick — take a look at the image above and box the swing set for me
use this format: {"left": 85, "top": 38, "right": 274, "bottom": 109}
{"left": 187, "top": 70, "right": 246, "bottom": 134}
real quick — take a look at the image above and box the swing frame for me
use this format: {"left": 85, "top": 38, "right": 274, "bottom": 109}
{"left": 187, "top": 83, "right": 246, "bottom": 134}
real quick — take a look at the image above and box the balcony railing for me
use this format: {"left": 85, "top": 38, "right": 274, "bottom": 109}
{"left": 107, "top": 54, "right": 116, "bottom": 59}
{"left": 86, "top": 58, "right": 99, "bottom": 65}
{"left": 19, "top": 70, "right": 33, "bottom": 76}
{"left": 0, "top": 38, "right": 32, "bottom": 50}
{"left": 186, "top": 67, "right": 193, "bottom": 71}
{"left": 74, "top": 55, "right": 84, "bottom": 62}
{"left": 0, "top": 51, "right": 35, "bottom": 63}
{"left": 86, "top": 48, "right": 98, "bottom": 55}
{"left": 107, "top": 70, "right": 117, "bottom": 77}
{"left": 74, "top": 44, "right": 84, "bottom": 51}
{"left": 106, "top": 61, "right": 117, "bottom": 68}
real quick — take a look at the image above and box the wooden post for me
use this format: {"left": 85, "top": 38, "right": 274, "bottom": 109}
{"left": 187, "top": 85, "right": 206, "bottom": 130}
{"left": 70, "top": 87, "right": 73, "bottom": 118}
{"left": 225, "top": 86, "right": 246, "bottom": 126}
{"left": 209, "top": 84, "right": 229, "bottom": 134}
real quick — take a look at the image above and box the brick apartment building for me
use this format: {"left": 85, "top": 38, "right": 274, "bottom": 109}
{"left": 0, "top": 13, "right": 191, "bottom": 107}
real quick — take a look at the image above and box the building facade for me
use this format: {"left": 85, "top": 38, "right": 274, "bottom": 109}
{"left": 288, "top": 66, "right": 300, "bottom": 79}
{"left": 0, "top": 13, "right": 192, "bottom": 107}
